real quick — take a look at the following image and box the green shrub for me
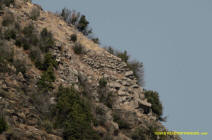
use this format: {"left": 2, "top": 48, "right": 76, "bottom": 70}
{"left": 39, "top": 28, "right": 55, "bottom": 52}
{"left": 30, "top": 7, "right": 40, "bottom": 20}
{"left": 45, "top": 66, "right": 56, "bottom": 82}
{"left": 116, "top": 50, "right": 129, "bottom": 63}
{"left": 127, "top": 60, "right": 144, "bottom": 86}
{"left": 73, "top": 43, "right": 83, "bottom": 54}
{"left": 98, "top": 90, "right": 114, "bottom": 108}
{"left": 105, "top": 92, "right": 114, "bottom": 108}
{"left": 42, "top": 52, "right": 58, "bottom": 70}
{"left": 98, "top": 78, "right": 116, "bottom": 108}
{"left": 43, "top": 65, "right": 56, "bottom": 82}
{"left": 22, "top": 39, "right": 30, "bottom": 50}
{"left": 23, "top": 24, "right": 34, "bottom": 37}
{"left": 55, "top": 86, "right": 100, "bottom": 140}
{"left": 0, "top": 56, "right": 10, "bottom": 73}
{"left": 143, "top": 90, "right": 163, "bottom": 120}
{"left": 30, "top": 34, "right": 39, "bottom": 46}
{"left": 30, "top": 47, "right": 42, "bottom": 61}
{"left": 94, "top": 106, "right": 107, "bottom": 127}
{"left": 60, "top": 8, "right": 92, "bottom": 36}
{"left": 2, "top": 12, "right": 14, "bottom": 26}
{"left": 0, "top": 41, "right": 14, "bottom": 62}
{"left": 99, "top": 77, "right": 107, "bottom": 88}
{"left": 131, "top": 128, "right": 149, "bottom": 140}
{"left": 95, "top": 106, "right": 105, "bottom": 116}
{"left": 15, "top": 38, "right": 22, "bottom": 47}
{"left": 35, "top": 60, "right": 43, "bottom": 70}
{"left": 91, "top": 37, "right": 100, "bottom": 44}
{"left": 113, "top": 113, "right": 130, "bottom": 129}
{"left": 29, "top": 47, "right": 43, "bottom": 68}
{"left": 22, "top": 24, "right": 38, "bottom": 46}
{"left": 70, "top": 34, "right": 77, "bottom": 42}
{"left": 131, "top": 122, "right": 166, "bottom": 140}
{"left": 105, "top": 46, "right": 144, "bottom": 86}
{"left": 41, "top": 120, "right": 53, "bottom": 133}
{"left": 0, "top": 116, "right": 8, "bottom": 134}
{"left": 60, "top": 8, "right": 71, "bottom": 23}
{"left": 37, "top": 65, "right": 55, "bottom": 91}
{"left": 4, "top": 29, "right": 16, "bottom": 40}
{"left": 13, "top": 59, "right": 27, "bottom": 75}
{"left": 60, "top": 8, "right": 80, "bottom": 25}
{"left": 77, "top": 15, "right": 91, "bottom": 35}
{"left": 105, "top": 46, "right": 114, "bottom": 55}
{"left": 36, "top": 52, "right": 57, "bottom": 91}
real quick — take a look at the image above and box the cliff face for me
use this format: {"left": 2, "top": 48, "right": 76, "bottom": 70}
{"left": 0, "top": 0, "right": 181, "bottom": 140}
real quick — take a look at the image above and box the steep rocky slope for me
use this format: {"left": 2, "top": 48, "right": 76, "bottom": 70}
{"left": 0, "top": 0, "right": 181, "bottom": 140}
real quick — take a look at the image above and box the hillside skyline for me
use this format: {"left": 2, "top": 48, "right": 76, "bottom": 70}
{"left": 32, "top": 0, "right": 212, "bottom": 140}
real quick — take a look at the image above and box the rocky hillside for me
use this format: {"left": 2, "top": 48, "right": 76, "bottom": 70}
{"left": 0, "top": 0, "right": 181, "bottom": 140}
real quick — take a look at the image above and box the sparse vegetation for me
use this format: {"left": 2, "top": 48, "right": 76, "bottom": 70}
{"left": 15, "top": 37, "right": 22, "bottom": 47}
{"left": 42, "top": 52, "right": 58, "bottom": 70}
{"left": 131, "top": 127, "right": 148, "bottom": 140}
{"left": 41, "top": 120, "right": 53, "bottom": 133}
{"left": 59, "top": 8, "right": 100, "bottom": 42}
{"left": 39, "top": 28, "right": 55, "bottom": 52}
{"left": 77, "top": 15, "right": 91, "bottom": 35}
{"left": 0, "top": 56, "right": 9, "bottom": 73}
{"left": 116, "top": 50, "right": 129, "bottom": 62}
{"left": 37, "top": 65, "right": 55, "bottom": 91}
{"left": 0, "top": 115, "right": 8, "bottom": 134}
{"left": 17, "top": 26, "right": 57, "bottom": 90}
{"left": 0, "top": 40, "right": 13, "bottom": 73}
{"left": 105, "top": 46, "right": 144, "bottom": 86}
{"left": 22, "top": 24, "right": 39, "bottom": 48}
{"left": 30, "top": 7, "right": 40, "bottom": 20}
{"left": 60, "top": 8, "right": 92, "bottom": 36}
{"left": 1, "top": 0, "right": 14, "bottom": 7}
{"left": 55, "top": 86, "right": 100, "bottom": 140}
{"left": 98, "top": 78, "right": 116, "bottom": 108}
{"left": 29, "top": 46, "right": 42, "bottom": 60}
{"left": 113, "top": 113, "right": 130, "bottom": 129}
{"left": 0, "top": 40, "right": 14, "bottom": 63}
{"left": 91, "top": 37, "right": 100, "bottom": 44}
{"left": 127, "top": 60, "right": 144, "bottom": 86}
{"left": 60, "top": 8, "right": 78, "bottom": 24}
{"left": 99, "top": 77, "right": 107, "bottom": 88}
{"left": 105, "top": 92, "right": 115, "bottom": 108}
{"left": 73, "top": 43, "right": 84, "bottom": 54}
{"left": 95, "top": 106, "right": 105, "bottom": 116}
{"left": 2, "top": 12, "right": 15, "bottom": 26}
{"left": 0, "top": 3, "right": 172, "bottom": 140}
{"left": 106, "top": 46, "right": 114, "bottom": 54}
{"left": 13, "top": 59, "right": 27, "bottom": 75}
{"left": 29, "top": 47, "right": 43, "bottom": 68}
{"left": 70, "top": 34, "right": 77, "bottom": 42}
{"left": 131, "top": 122, "right": 167, "bottom": 140}
{"left": 94, "top": 106, "right": 107, "bottom": 127}
{"left": 23, "top": 24, "right": 34, "bottom": 37}
{"left": 14, "top": 22, "right": 21, "bottom": 31}
{"left": 143, "top": 90, "right": 163, "bottom": 120}
{"left": 4, "top": 28, "right": 16, "bottom": 40}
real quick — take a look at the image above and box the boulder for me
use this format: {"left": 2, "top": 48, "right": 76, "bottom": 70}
{"left": 125, "top": 71, "right": 133, "bottom": 77}
{"left": 109, "top": 82, "right": 121, "bottom": 90}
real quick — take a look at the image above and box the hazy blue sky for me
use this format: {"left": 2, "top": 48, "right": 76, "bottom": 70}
{"left": 32, "top": 0, "right": 211, "bottom": 139}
